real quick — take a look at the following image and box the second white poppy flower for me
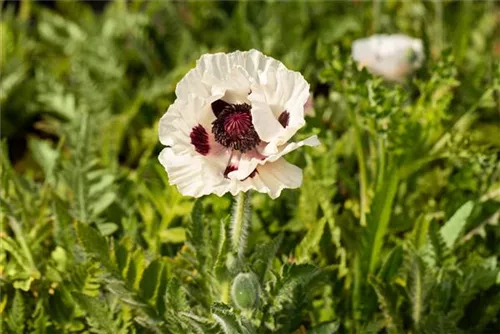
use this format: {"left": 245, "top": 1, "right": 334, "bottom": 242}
{"left": 352, "top": 34, "right": 424, "bottom": 81}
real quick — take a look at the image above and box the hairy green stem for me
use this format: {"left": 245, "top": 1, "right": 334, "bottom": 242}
{"left": 231, "top": 192, "right": 251, "bottom": 258}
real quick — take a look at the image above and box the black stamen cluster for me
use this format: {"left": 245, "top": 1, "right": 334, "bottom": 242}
{"left": 211, "top": 101, "right": 261, "bottom": 152}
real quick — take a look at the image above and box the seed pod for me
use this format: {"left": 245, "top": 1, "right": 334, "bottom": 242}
{"left": 231, "top": 272, "right": 260, "bottom": 310}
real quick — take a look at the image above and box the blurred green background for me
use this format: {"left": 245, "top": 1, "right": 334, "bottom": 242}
{"left": 1, "top": 1, "right": 499, "bottom": 333}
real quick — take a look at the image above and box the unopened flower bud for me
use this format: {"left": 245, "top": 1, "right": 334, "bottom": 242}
{"left": 231, "top": 272, "right": 260, "bottom": 310}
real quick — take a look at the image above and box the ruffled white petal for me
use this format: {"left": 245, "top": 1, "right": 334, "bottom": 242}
{"left": 352, "top": 34, "right": 424, "bottom": 81}
{"left": 176, "top": 49, "right": 285, "bottom": 102}
{"left": 159, "top": 147, "right": 288, "bottom": 198}
{"left": 226, "top": 158, "right": 303, "bottom": 199}
{"left": 229, "top": 135, "right": 320, "bottom": 181}
{"left": 159, "top": 94, "right": 223, "bottom": 157}
{"left": 159, "top": 148, "right": 218, "bottom": 197}
{"left": 252, "top": 158, "right": 303, "bottom": 199}
{"left": 174, "top": 49, "right": 310, "bottom": 150}
{"left": 249, "top": 86, "right": 284, "bottom": 142}
{"left": 249, "top": 67, "right": 310, "bottom": 152}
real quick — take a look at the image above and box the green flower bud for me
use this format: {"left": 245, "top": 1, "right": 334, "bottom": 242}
{"left": 231, "top": 272, "right": 260, "bottom": 310}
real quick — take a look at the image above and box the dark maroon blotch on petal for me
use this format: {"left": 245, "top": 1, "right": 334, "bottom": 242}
{"left": 278, "top": 111, "right": 290, "bottom": 128}
{"left": 242, "top": 168, "right": 258, "bottom": 181}
{"left": 211, "top": 99, "right": 231, "bottom": 117}
{"left": 224, "top": 165, "right": 238, "bottom": 178}
{"left": 190, "top": 124, "right": 210, "bottom": 155}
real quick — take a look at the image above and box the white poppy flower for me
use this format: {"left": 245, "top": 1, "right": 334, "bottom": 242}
{"left": 158, "top": 49, "right": 319, "bottom": 199}
{"left": 352, "top": 34, "right": 424, "bottom": 81}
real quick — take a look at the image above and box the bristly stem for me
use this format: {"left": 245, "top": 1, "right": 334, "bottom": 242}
{"left": 231, "top": 191, "right": 251, "bottom": 258}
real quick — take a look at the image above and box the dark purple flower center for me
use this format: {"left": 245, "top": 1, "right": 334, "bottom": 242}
{"left": 211, "top": 100, "right": 261, "bottom": 152}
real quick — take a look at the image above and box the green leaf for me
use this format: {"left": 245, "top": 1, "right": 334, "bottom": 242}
{"left": 52, "top": 196, "right": 77, "bottom": 251}
{"left": 13, "top": 277, "right": 35, "bottom": 291}
{"left": 296, "top": 217, "right": 326, "bottom": 262}
{"left": 90, "top": 192, "right": 116, "bottom": 217}
{"left": 7, "top": 290, "right": 25, "bottom": 334}
{"left": 28, "top": 137, "right": 60, "bottom": 180}
{"left": 97, "top": 222, "right": 119, "bottom": 236}
{"left": 211, "top": 302, "right": 244, "bottom": 334}
{"left": 72, "top": 292, "right": 114, "bottom": 333}
{"left": 1, "top": 235, "right": 33, "bottom": 274}
{"left": 377, "top": 245, "right": 403, "bottom": 282}
{"left": 188, "top": 199, "right": 208, "bottom": 268}
{"left": 160, "top": 227, "right": 186, "bottom": 243}
{"left": 75, "top": 222, "right": 115, "bottom": 272}
{"left": 251, "top": 233, "right": 283, "bottom": 283}
{"left": 213, "top": 219, "right": 228, "bottom": 276}
{"left": 424, "top": 221, "right": 452, "bottom": 268}
{"left": 308, "top": 321, "right": 340, "bottom": 334}
{"left": 412, "top": 215, "right": 431, "bottom": 250}
{"left": 405, "top": 247, "right": 428, "bottom": 331}
{"left": 369, "top": 277, "right": 402, "bottom": 334}
{"left": 440, "top": 201, "right": 474, "bottom": 249}
{"left": 164, "top": 278, "right": 187, "bottom": 312}
{"left": 190, "top": 199, "right": 204, "bottom": 246}
{"left": 140, "top": 259, "right": 163, "bottom": 302}
{"left": 70, "top": 264, "right": 101, "bottom": 297}
{"left": 365, "top": 166, "right": 400, "bottom": 274}
{"left": 420, "top": 314, "right": 463, "bottom": 334}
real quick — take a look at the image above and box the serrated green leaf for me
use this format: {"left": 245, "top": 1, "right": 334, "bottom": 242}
{"left": 72, "top": 292, "right": 114, "bottom": 333}
{"left": 28, "top": 137, "right": 60, "bottom": 179}
{"left": 97, "top": 222, "right": 118, "bottom": 236}
{"left": 405, "top": 247, "right": 428, "bottom": 331}
{"left": 7, "top": 290, "right": 25, "bottom": 334}
{"left": 90, "top": 192, "right": 116, "bottom": 217}
{"left": 369, "top": 276, "right": 402, "bottom": 334}
{"left": 164, "top": 278, "right": 187, "bottom": 312}
{"left": 160, "top": 227, "right": 186, "bottom": 243}
{"left": 214, "top": 218, "right": 228, "bottom": 276}
{"left": 75, "top": 222, "right": 115, "bottom": 272}
{"left": 140, "top": 259, "right": 163, "bottom": 302}
{"left": 190, "top": 199, "right": 204, "bottom": 247}
{"left": 308, "top": 321, "right": 340, "bottom": 334}
{"left": 52, "top": 196, "right": 77, "bottom": 251}
{"left": 211, "top": 302, "right": 243, "bottom": 334}
{"left": 296, "top": 217, "right": 326, "bottom": 262}
{"left": 252, "top": 233, "right": 283, "bottom": 283}
{"left": 378, "top": 245, "right": 403, "bottom": 282}
{"left": 440, "top": 201, "right": 474, "bottom": 249}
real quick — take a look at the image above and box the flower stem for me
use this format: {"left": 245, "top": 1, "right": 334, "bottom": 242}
{"left": 231, "top": 191, "right": 251, "bottom": 258}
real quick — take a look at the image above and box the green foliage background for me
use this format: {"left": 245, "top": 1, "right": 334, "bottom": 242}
{"left": 1, "top": 1, "right": 499, "bottom": 333}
